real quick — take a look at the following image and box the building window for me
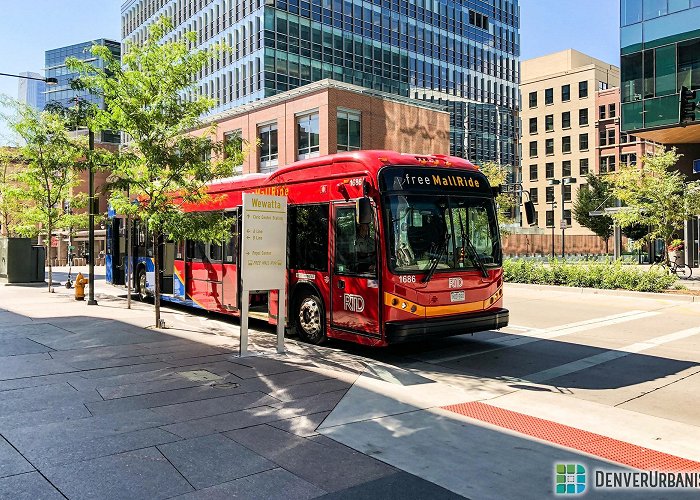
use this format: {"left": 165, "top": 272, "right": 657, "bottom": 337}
{"left": 607, "top": 129, "right": 616, "bottom": 145}
{"left": 546, "top": 138, "right": 554, "bottom": 155}
{"left": 545, "top": 114, "right": 554, "bottom": 131}
{"left": 529, "top": 91, "right": 538, "bottom": 108}
{"left": 468, "top": 10, "right": 489, "bottom": 30}
{"left": 621, "top": 153, "right": 637, "bottom": 166}
{"left": 562, "top": 111, "right": 571, "bottom": 129}
{"left": 579, "top": 108, "right": 589, "bottom": 126}
{"left": 599, "top": 129, "right": 607, "bottom": 146}
{"left": 529, "top": 141, "right": 538, "bottom": 157}
{"left": 600, "top": 156, "right": 616, "bottom": 173}
{"left": 598, "top": 81, "right": 609, "bottom": 91}
{"left": 546, "top": 162, "right": 555, "bottom": 178}
{"left": 579, "top": 80, "right": 588, "bottom": 98}
{"left": 608, "top": 103, "right": 616, "bottom": 118}
{"left": 678, "top": 38, "right": 700, "bottom": 91}
{"left": 337, "top": 110, "right": 361, "bottom": 151}
{"left": 258, "top": 122, "right": 278, "bottom": 172}
{"left": 562, "top": 160, "right": 571, "bottom": 177}
{"left": 224, "top": 129, "right": 244, "bottom": 173}
{"left": 297, "top": 112, "right": 320, "bottom": 160}
{"left": 529, "top": 117, "right": 538, "bottom": 134}
{"left": 546, "top": 210, "right": 554, "bottom": 227}
{"left": 564, "top": 209, "right": 572, "bottom": 226}
{"left": 529, "top": 164, "right": 538, "bottom": 181}
{"left": 599, "top": 105, "right": 606, "bottom": 119}
{"left": 562, "top": 136, "right": 571, "bottom": 153}
{"left": 563, "top": 184, "right": 572, "bottom": 202}
{"left": 545, "top": 88, "right": 554, "bottom": 105}
{"left": 580, "top": 158, "right": 589, "bottom": 175}
{"left": 546, "top": 186, "right": 555, "bottom": 203}
{"left": 620, "top": 133, "right": 629, "bottom": 143}
{"left": 530, "top": 187, "right": 539, "bottom": 204}
{"left": 579, "top": 133, "right": 589, "bottom": 151}
{"left": 562, "top": 84, "right": 570, "bottom": 102}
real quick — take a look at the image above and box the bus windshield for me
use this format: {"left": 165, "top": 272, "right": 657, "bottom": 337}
{"left": 384, "top": 194, "right": 501, "bottom": 273}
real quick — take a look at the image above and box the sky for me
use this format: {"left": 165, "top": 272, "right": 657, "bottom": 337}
{"left": 0, "top": 0, "right": 620, "bottom": 144}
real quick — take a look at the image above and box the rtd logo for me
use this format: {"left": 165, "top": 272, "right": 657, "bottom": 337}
{"left": 448, "top": 277, "right": 464, "bottom": 288}
{"left": 343, "top": 294, "right": 365, "bottom": 312}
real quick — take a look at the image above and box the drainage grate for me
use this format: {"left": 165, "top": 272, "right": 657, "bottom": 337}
{"left": 442, "top": 401, "right": 700, "bottom": 472}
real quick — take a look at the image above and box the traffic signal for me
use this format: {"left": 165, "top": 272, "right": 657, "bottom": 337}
{"left": 523, "top": 200, "right": 537, "bottom": 226}
{"left": 680, "top": 86, "right": 697, "bottom": 124}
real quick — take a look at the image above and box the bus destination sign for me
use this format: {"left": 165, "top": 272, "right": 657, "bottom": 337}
{"left": 379, "top": 167, "right": 491, "bottom": 195}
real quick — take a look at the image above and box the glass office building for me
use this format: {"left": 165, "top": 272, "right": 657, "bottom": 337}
{"left": 620, "top": 0, "right": 700, "bottom": 132}
{"left": 17, "top": 72, "right": 46, "bottom": 111}
{"left": 122, "top": 0, "right": 520, "bottom": 166}
{"left": 45, "top": 39, "right": 121, "bottom": 109}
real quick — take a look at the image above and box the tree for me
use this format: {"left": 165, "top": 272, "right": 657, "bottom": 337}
{"left": 5, "top": 104, "right": 87, "bottom": 292}
{"left": 0, "top": 147, "right": 29, "bottom": 237}
{"left": 479, "top": 161, "right": 517, "bottom": 231}
{"left": 572, "top": 173, "right": 614, "bottom": 253}
{"left": 66, "top": 17, "right": 243, "bottom": 326}
{"left": 610, "top": 148, "right": 700, "bottom": 263}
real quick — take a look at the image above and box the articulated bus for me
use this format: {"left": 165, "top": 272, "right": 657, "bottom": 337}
{"left": 106, "top": 150, "right": 508, "bottom": 346}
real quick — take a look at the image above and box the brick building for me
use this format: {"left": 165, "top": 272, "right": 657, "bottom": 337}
{"left": 595, "top": 87, "right": 661, "bottom": 175}
{"left": 200, "top": 79, "right": 451, "bottom": 173}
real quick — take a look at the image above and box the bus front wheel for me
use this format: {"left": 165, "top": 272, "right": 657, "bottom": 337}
{"left": 137, "top": 268, "right": 149, "bottom": 302}
{"left": 295, "top": 293, "right": 326, "bottom": 345}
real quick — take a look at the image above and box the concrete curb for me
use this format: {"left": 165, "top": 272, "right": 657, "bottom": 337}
{"left": 504, "top": 282, "right": 698, "bottom": 302}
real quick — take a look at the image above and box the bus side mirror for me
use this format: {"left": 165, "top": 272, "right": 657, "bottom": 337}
{"left": 356, "top": 197, "right": 373, "bottom": 225}
{"left": 524, "top": 200, "right": 537, "bottom": 226}
{"left": 492, "top": 185, "right": 502, "bottom": 196}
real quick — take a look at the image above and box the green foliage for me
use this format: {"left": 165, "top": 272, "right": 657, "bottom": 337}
{"left": 0, "top": 147, "right": 30, "bottom": 237}
{"left": 66, "top": 17, "right": 244, "bottom": 322}
{"left": 503, "top": 259, "right": 678, "bottom": 293}
{"left": 479, "top": 161, "right": 516, "bottom": 231}
{"left": 610, "top": 149, "right": 700, "bottom": 261}
{"left": 572, "top": 173, "right": 613, "bottom": 250}
{"left": 0, "top": 101, "right": 88, "bottom": 291}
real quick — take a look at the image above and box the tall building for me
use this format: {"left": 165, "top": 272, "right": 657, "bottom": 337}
{"left": 620, "top": 0, "right": 700, "bottom": 264}
{"left": 45, "top": 39, "right": 121, "bottom": 110}
{"left": 121, "top": 0, "right": 520, "bottom": 167}
{"left": 519, "top": 49, "right": 619, "bottom": 236}
{"left": 17, "top": 72, "right": 46, "bottom": 111}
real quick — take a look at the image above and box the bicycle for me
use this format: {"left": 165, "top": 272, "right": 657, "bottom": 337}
{"left": 650, "top": 255, "right": 693, "bottom": 280}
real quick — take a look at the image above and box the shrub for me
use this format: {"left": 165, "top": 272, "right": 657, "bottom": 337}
{"left": 502, "top": 259, "right": 677, "bottom": 293}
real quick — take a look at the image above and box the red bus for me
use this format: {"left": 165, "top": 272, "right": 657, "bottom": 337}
{"left": 106, "top": 150, "right": 508, "bottom": 346}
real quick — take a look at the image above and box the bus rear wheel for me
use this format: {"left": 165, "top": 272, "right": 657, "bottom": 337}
{"left": 295, "top": 293, "right": 326, "bottom": 345}
{"left": 137, "top": 268, "right": 149, "bottom": 302}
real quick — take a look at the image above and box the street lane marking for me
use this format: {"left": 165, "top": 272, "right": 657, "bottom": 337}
{"left": 524, "top": 326, "right": 700, "bottom": 383}
{"left": 424, "top": 310, "right": 661, "bottom": 363}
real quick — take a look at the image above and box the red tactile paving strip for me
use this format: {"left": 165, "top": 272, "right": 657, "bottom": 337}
{"left": 442, "top": 401, "right": 700, "bottom": 472}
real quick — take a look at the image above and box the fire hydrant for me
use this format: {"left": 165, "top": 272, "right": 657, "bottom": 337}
{"left": 74, "top": 272, "right": 89, "bottom": 301}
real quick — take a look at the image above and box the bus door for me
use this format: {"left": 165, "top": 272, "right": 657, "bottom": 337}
{"left": 186, "top": 240, "right": 224, "bottom": 311}
{"left": 330, "top": 204, "right": 380, "bottom": 336}
{"left": 106, "top": 217, "right": 125, "bottom": 285}
{"left": 160, "top": 240, "right": 175, "bottom": 294}
{"left": 221, "top": 210, "right": 239, "bottom": 312}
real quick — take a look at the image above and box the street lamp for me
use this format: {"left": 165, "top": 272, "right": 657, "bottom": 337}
{"left": 0, "top": 72, "right": 58, "bottom": 85}
{"left": 549, "top": 177, "right": 577, "bottom": 258}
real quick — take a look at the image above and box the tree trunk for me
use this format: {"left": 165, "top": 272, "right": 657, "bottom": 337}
{"left": 604, "top": 237, "right": 609, "bottom": 255}
{"left": 46, "top": 225, "right": 53, "bottom": 293}
{"left": 153, "top": 231, "right": 161, "bottom": 327}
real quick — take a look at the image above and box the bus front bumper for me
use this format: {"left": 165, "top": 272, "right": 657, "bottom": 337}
{"left": 384, "top": 308, "right": 509, "bottom": 344}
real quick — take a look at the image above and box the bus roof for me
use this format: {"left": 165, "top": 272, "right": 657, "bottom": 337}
{"left": 207, "top": 150, "right": 479, "bottom": 194}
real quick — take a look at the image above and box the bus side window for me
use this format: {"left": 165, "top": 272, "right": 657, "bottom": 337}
{"left": 209, "top": 242, "right": 222, "bottom": 262}
{"left": 186, "top": 240, "right": 207, "bottom": 261}
{"left": 288, "top": 204, "right": 329, "bottom": 272}
{"left": 175, "top": 241, "right": 184, "bottom": 260}
{"left": 224, "top": 211, "right": 239, "bottom": 264}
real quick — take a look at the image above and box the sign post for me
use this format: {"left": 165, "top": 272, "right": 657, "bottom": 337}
{"left": 240, "top": 193, "right": 288, "bottom": 356}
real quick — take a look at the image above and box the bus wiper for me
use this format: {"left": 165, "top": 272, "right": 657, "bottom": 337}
{"left": 464, "top": 236, "right": 489, "bottom": 278}
{"left": 423, "top": 232, "right": 450, "bottom": 283}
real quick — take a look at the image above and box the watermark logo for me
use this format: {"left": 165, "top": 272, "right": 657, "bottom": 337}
{"left": 555, "top": 464, "right": 586, "bottom": 495}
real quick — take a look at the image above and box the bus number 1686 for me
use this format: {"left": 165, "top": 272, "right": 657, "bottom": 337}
{"left": 399, "top": 275, "right": 416, "bottom": 283}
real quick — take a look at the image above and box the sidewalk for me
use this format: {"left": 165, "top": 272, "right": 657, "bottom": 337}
{"left": 0, "top": 271, "right": 460, "bottom": 500}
